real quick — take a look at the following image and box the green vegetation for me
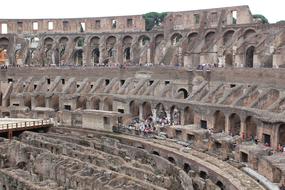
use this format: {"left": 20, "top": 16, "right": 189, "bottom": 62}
{"left": 253, "top": 14, "right": 269, "bottom": 24}
{"left": 276, "top": 20, "right": 285, "bottom": 24}
{"left": 143, "top": 12, "right": 167, "bottom": 31}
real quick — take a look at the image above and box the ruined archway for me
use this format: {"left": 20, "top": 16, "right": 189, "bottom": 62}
{"left": 245, "top": 46, "right": 255, "bottom": 68}
{"left": 75, "top": 37, "right": 84, "bottom": 47}
{"left": 245, "top": 116, "right": 257, "bottom": 139}
{"left": 91, "top": 97, "right": 100, "bottom": 110}
{"left": 223, "top": 30, "right": 235, "bottom": 46}
{"left": 138, "top": 35, "right": 150, "bottom": 46}
{"left": 213, "top": 110, "right": 225, "bottom": 133}
{"left": 103, "top": 97, "right": 113, "bottom": 111}
{"left": 170, "top": 105, "right": 181, "bottom": 125}
{"left": 35, "top": 95, "right": 45, "bottom": 107}
{"left": 105, "top": 36, "right": 116, "bottom": 64}
{"left": 225, "top": 53, "right": 233, "bottom": 67}
{"left": 171, "top": 33, "right": 182, "bottom": 46}
{"left": 123, "top": 36, "right": 133, "bottom": 62}
{"left": 129, "top": 100, "right": 139, "bottom": 118}
{"left": 0, "top": 37, "right": 9, "bottom": 66}
{"left": 155, "top": 103, "right": 167, "bottom": 121}
{"left": 76, "top": 96, "right": 87, "bottom": 110}
{"left": 229, "top": 113, "right": 241, "bottom": 136}
{"left": 177, "top": 88, "right": 188, "bottom": 99}
{"left": 142, "top": 102, "right": 152, "bottom": 120}
{"left": 205, "top": 31, "right": 216, "bottom": 45}
{"left": 58, "top": 37, "right": 68, "bottom": 65}
{"left": 24, "top": 95, "right": 31, "bottom": 109}
{"left": 74, "top": 49, "right": 83, "bottom": 66}
{"left": 278, "top": 124, "right": 285, "bottom": 146}
{"left": 184, "top": 106, "right": 194, "bottom": 125}
{"left": 90, "top": 36, "right": 100, "bottom": 64}
{"left": 187, "top": 32, "right": 198, "bottom": 48}
{"left": 50, "top": 95, "right": 59, "bottom": 111}
{"left": 244, "top": 29, "right": 256, "bottom": 40}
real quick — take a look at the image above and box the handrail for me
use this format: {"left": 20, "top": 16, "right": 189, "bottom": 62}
{"left": 0, "top": 119, "right": 52, "bottom": 130}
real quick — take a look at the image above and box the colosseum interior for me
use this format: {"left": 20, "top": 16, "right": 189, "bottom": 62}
{"left": 0, "top": 5, "right": 285, "bottom": 190}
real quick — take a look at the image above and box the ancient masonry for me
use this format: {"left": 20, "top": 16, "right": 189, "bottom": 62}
{"left": 0, "top": 5, "right": 284, "bottom": 190}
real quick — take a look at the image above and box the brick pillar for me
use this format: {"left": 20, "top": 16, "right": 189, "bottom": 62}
{"left": 240, "top": 120, "right": 246, "bottom": 141}
{"left": 139, "top": 104, "right": 143, "bottom": 121}
{"left": 225, "top": 115, "right": 230, "bottom": 134}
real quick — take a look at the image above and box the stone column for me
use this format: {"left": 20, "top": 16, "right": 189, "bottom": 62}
{"left": 225, "top": 114, "right": 230, "bottom": 134}
{"left": 240, "top": 120, "right": 246, "bottom": 141}
{"left": 139, "top": 104, "right": 143, "bottom": 121}
{"left": 152, "top": 108, "right": 157, "bottom": 122}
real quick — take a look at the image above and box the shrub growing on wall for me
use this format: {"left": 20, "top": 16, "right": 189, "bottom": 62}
{"left": 143, "top": 12, "right": 167, "bottom": 31}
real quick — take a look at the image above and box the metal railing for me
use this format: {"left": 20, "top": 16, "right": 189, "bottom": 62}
{"left": 0, "top": 119, "right": 52, "bottom": 131}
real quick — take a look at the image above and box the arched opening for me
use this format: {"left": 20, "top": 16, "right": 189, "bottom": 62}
{"left": 44, "top": 37, "right": 54, "bottom": 49}
{"left": 155, "top": 103, "right": 167, "bottom": 122}
{"left": 152, "top": 151, "right": 160, "bottom": 156}
{"left": 244, "top": 29, "right": 256, "bottom": 40}
{"left": 216, "top": 181, "right": 225, "bottom": 190}
{"left": 106, "top": 36, "right": 116, "bottom": 64}
{"left": 278, "top": 124, "right": 285, "bottom": 146}
{"left": 91, "top": 97, "right": 100, "bottom": 110}
{"left": 245, "top": 46, "right": 255, "bottom": 68}
{"left": 184, "top": 106, "right": 194, "bottom": 125}
{"left": 171, "top": 33, "right": 183, "bottom": 45}
{"left": 124, "top": 47, "right": 131, "bottom": 61}
{"left": 245, "top": 116, "right": 257, "bottom": 140}
{"left": 177, "top": 88, "right": 188, "bottom": 99}
{"left": 123, "top": 36, "right": 133, "bottom": 62}
{"left": 92, "top": 48, "right": 100, "bottom": 64}
{"left": 167, "top": 157, "right": 176, "bottom": 164}
{"left": 58, "top": 37, "right": 68, "bottom": 65}
{"left": 183, "top": 163, "right": 191, "bottom": 173}
{"left": 74, "top": 49, "right": 83, "bottom": 66}
{"left": 229, "top": 113, "right": 241, "bottom": 136}
{"left": 103, "top": 97, "right": 113, "bottom": 111}
{"left": 223, "top": 30, "right": 235, "bottom": 46}
{"left": 130, "top": 100, "right": 139, "bottom": 118}
{"left": 76, "top": 96, "right": 87, "bottom": 110}
{"left": 205, "top": 31, "right": 215, "bottom": 45}
{"left": 155, "top": 34, "right": 164, "bottom": 46}
{"left": 138, "top": 35, "right": 150, "bottom": 46}
{"left": 35, "top": 95, "right": 45, "bottom": 107}
{"left": 23, "top": 95, "right": 31, "bottom": 109}
{"left": 75, "top": 37, "right": 84, "bottom": 47}
{"left": 170, "top": 106, "right": 181, "bottom": 125}
{"left": 0, "top": 37, "right": 9, "bottom": 66}
{"left": 213, "top": 110, "right": 225, "bottom": 133}
{"left": 225, "top": 53, "right": 233, "bottom": 67}
{"left": 199, "top": 171, "right": 208, "bottom": 179}
{"left": 50, "top": 95, "right": 59, "bottom": 111}
{"left": 142, "top": 102, "right": 152, "bottom": 120}
{"left": 187, "top": 32, "right": 198, "bottom": 47}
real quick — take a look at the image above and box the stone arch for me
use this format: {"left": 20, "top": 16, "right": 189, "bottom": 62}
{"left": 183, "top": 163, "right": 191, "bottom": 173}
{"left": 225, "top": 53, "right": 233, "bottom": 67}
{"left": 213, "top": 110, "right": 225, "bottom": 133}
{"left": 76, "top": 96, "right": 87, "bottom": 109}
{"left": 123, "top": 36, "right": 133, "bottom": 61}
{"left": 278, "top": 124, "right": 285, "bottom": 146}
{"left": 244, "top": 29, "right": 256, "bottom": 39}
{"left": 24, "top": 95, "right": 31, "bottom": 109}
{"left": 171, "top": 33, "right": 183, "bottom": 45}
{"left": 155, "top": 103, "right": 167, "bottom": 121}
{"left": 35, "top": 95, "right": 45, "bottom": 107}
{"left": 74, "top": 49, "right": 83, "bottom": 66}
{"left": 152, "top": 151, "right": 160, "bottom": 156}
{"left": 170, "top": 105, "right": 181, "bottom": 125}
{"left": 106, "top": 36, "right": 117, "bottom": 63}
{"left": 90, "top": 36, "right": 100, "bottom": 64}
{"left": 245, "top": 46, "right": 255, "bottom": 68}
{"left": 138, "top": 35, "right": 150, "bottom": 46}
{"left": 50, "top": 95, "right": 59, "bottom": 111}
{"left": 205, "top": 31, "right": 216, "bottom": 44}
{"left": 223, "top": 30, "right": 235, "bottom": 45}
{"left": 167, "top": 156, "right": 176, "bottom": 164}
{"left": 245, "top": 116, "right": 257, "bottom": 139}
{"left": 184, "top": 106, "right": 194, "bottom": 125}
{"left": 187, "top": 32, "right": 198, "bottom": 48}
{"left": 142, "top": 102, "right": 152, "bottom": 120}
{"left": 58, "top": 37, "right": 68, "bottom": 63}
{"left": 129, "top": 100, "right": 139, "bottom": 118}
{"left": 229, "top": 113, "right": 241, "bottom": 136}
{"left": 0, "top": 37, "right": 9, "bottom": 66}
{"left": 103, "top": 97, "right": 113, "bottom": 111}
{"left": 177, "top": 88, "right": 188, "bottom": 99}
{"left": 74, "top": 37, "right": 84, "bottom": 47}
{"left": 155, "top": 34, "right": 164, "bottom": 46}
{"left": 90, "top": 97, "right": 100, "bottom": 110}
